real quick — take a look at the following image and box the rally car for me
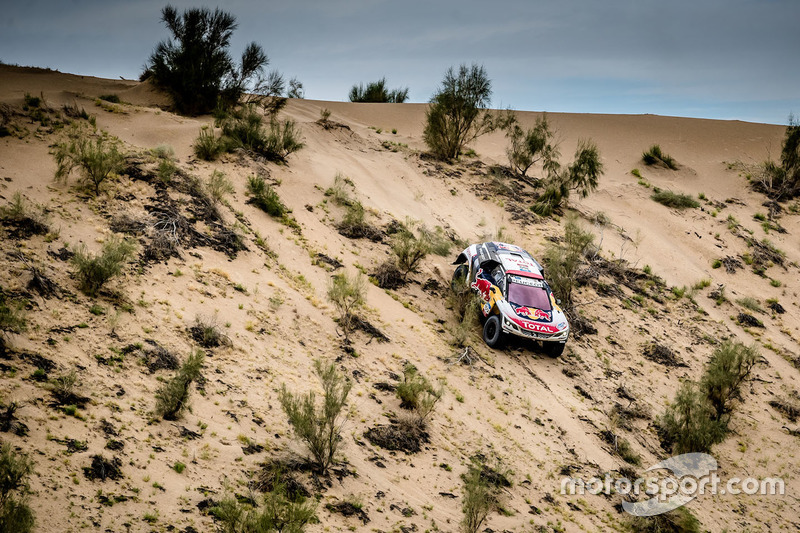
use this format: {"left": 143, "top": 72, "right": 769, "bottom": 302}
{"left": 452, "top": 242, "right": 569, "bottom": 356}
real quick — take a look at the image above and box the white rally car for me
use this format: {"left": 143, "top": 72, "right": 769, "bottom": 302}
{"left": 452, "top": 242, "right": 569, "bottom": 356}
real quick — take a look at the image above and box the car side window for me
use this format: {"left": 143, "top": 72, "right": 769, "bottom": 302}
{"left": 492, "top": 266, "right": 505, "bottom": 293}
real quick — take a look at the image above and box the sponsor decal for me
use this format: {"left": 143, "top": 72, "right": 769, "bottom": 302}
{"left": 557, "top": 321, "right": 567, "bottom": 330}
{"left": 509, "top": 316, "right": 558, "bottom": 334}
{"left": 510, "top": 276, "right": 544, "bottom": 288}
{"left": 514, "top": 305, "right": 551, "bottom": 322}
{"left": 495, "top": 243, "right": 522, "bottom": 251}
{"left": 470, "top": 268, "right": 494, "bottom": 302}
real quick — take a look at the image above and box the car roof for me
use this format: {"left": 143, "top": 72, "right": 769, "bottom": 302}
{"left": 476, "top": 242, "right": 544, "bottom": 277}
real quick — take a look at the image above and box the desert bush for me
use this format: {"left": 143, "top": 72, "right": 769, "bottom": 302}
{"left": 205, "top": 170, "right": 234, "bottom": 205}
{"left": 372, "top": 260, "right": 405, "bottom": 290}
{"left": 657, "top": 381, "right": 726, "bottom": 454}
{"left": 753, "top": 116, "right": 800, "bottom": 200}
{"left": 391, "top": 226, "right": 432, "bottom": 280}
{"left": 144, "top": 6, "right": 270, "bottom": 115}
{"left": 543, "top": 215, "right": 594, "bottom": 311}
{"left": 0, "top": 288, "right": 27, "bottom": 351}
{"left": 71, "top": 235, "right": 136, "bottom": 296}
{"left": 212, "top": 484, "right": 316, "bottom": 533}
{"left": 630, "top": 507, "right": 700, "bottom": 533}
{"left": 0, "top": 192, "right": 49, "bottom": 234}
{"left": 154, "top": 348, "right": 205, "bottom": 420}
{"left": 396, "top": 363, "right": 444, "bottom": 420}
{"left": 417, "top": 224, "right": 452, "bottom": 256}
{"left": 505, "top": 113, "right": 560, "bottom": 179}
{"left": 642, "top": 144, "right": 678, "bottom": 169}
{"left": 531, "top": 139, "right": 603, "bottom": 215}
{"left": 700, "top": 341, "right": 759, "bottom": 423}
{"left": 194, "top": 127, "right": 226, "bottom": 161}
{"left": 0, "top": 443, "right": 35, "bottom": 533}
{"left": 53, "top": 125, "right": 125, "bottom": 196}
{"left": 279, "top": 359, "right": 352, "bottom": 474}
{"left": 460, "top": 457, "right": 509, "bottom": 533}
{"left": 326, "top": 271, "right": 365, "bottom": 344}
{"left": 651, "top": 190, "right": 700, "bottom": 209}
{"left": 98, "top": 94, "right": 120, "bottom": 104}
{"left": 349, "top": 78, "right": 408, "bottom": 103}
{"left": 735, "top": 296, "right": 763, "bottom": 313}
{"left": 218, "top": 105, "right": 304, "bottom": 162}
{"left": 190, "top": 314, "right": 231, "bottom": 348}
{"left": 287, "top": 77, "right": 304, "bottom": 99}
{"left": 246, "top": 175, "right": 287, "bottom": 217}
{"left": 423, "top": 63, "right": 494, "bottom": 161}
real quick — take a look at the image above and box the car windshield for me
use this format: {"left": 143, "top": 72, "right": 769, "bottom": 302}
{"left": 507, "top": 279, "right": 551, "bottom": 311}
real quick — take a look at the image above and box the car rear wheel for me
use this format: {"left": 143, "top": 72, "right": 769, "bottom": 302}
{"left": 483, "top": 315, "right": 503, "bottom": 348}
{"left": 543, "top": 342, "right": 565, "bottom": 357}
{"left": 451, "top": 264, "right": 469, "bottom": 292}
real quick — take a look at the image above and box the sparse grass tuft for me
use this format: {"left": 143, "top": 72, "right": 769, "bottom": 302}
{"left": 642, "top": 144, "right": 678, "bottom": 169}
{"left": 651, "top": 190, "right": 699, "bottom": 209}
{"left": 246, "top": 175, "right": 287, "bottom": 217}
{"left": 71, "top": 235, "right": 136, "bottom": 296}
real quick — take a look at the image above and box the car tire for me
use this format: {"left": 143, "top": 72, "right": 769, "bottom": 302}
{"left": 451, "top": 264, "right": 469, "bottom": 292}
{"left": 543, "top": 342, "right": 565, "bottom": 357}
{"left": 483, "top": 315, "right": 503, "bottom": 348}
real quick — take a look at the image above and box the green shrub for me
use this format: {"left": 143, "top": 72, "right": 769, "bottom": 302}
{"left": 219, "top": 105, "right": 304, "bottom": 162}
{"left": 326, "top": 272, "right": 365, "bottom": 344}
{"left": 417, "top": 224, "right": 453, "bottom": 256}
{"left": 460, "top": 458, "right": 508, "bottom": 533}
{"left": 0, "top": 443, "right": 35, "bottom": 533}
{"left": 700, "top": 341, "right": 759, "bottom": 423}
{"left": 505, "top": 113, "right": 560, "bottom": 178}
{"left": 193, "top": 127, "right": 226, "bottom": 161}
{"left": 423, "top": 63, "right": 493, "bottom": 161}
{"left": 657, "top": 381, "right": 726, "bottom": 454}
{"left": 651, "top": 190, "right": 700, "bottom": 209}
{"left": 246, "top": 175, "right": 287, "bottom": 217}
{"left": 71, "top": 235, "right": 136, "bottom": 296}
{"left": 205, "top": 170, "right": 234, "bottom": 205}
{"left": 735, "top": 296, "right": 763, "bottom": 313}
{"left": 212, "top": 483, "right": 316, "bottom": 533}
{"left": 711, "top": 259, "right": 722, "bottom": 269}
{"left": 53, "top": 125, "right": 126, "bottom": 196}
{"left": 23, "top": 93, "right": 41, "bottom": 109}
{"left": 155, "top": 349, "right": 205, "bottom": 420}
{"left": 0, "top": 288, "right": 27, "bottom": 350}
{"left": 144, "top": 6, "right": 270, "bottom": 115}
{"left": 349, "top": 78, "right": 409, "bottom": 103}
{"left": 391, "top": 225, "right": 432, "bottom": 280}
{"left": 279, "top": 359, "right": 352, "bottom": 474}
{"left": 530, "top": 139, "right": 604, "bottom": 216}
{"left": 173, "top": 462, "right": 186, "bottom": 474}
{"left": 642, "top": 144, "right": 678, "bottom": 169}
{"left": 324, "top": 172, "right": 354, "bottom": 206}
{"left": 542, "top": 215, "right": 594, "bottom": 311}
{"left": 630, "top": 507, "right": 700, "bottom": 533}
{"left": 396, "top": 363, "right": 444, "bottom": 419}
{"left": 658, "top": 342, "right": 758, "bottom": 453}
{"left": 98, "top": 94, "right": 120, "bottom": 104}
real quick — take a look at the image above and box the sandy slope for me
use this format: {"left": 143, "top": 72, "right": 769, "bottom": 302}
{"left": 0, "top": 65, "right": 798, "bottom": 532}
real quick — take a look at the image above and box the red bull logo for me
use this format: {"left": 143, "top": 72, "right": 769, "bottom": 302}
{"left": 515, "top": 306, "right": 551, "bottom": 322}
{"left": 470, "top": 268, "right": 494, "bottom": 302}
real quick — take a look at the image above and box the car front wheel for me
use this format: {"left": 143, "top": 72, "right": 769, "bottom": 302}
{"left": 483, "top": 315, "right": 503, "bottom": 348}
{"left": 542, "top": 342, "right": 565, "bottom": 357}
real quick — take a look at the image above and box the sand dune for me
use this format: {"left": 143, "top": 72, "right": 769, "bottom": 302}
{"left": 0, "top": 65, "right": 797, "bottom": 532}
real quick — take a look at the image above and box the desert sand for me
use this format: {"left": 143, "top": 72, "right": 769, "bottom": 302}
{"left": 0, "top": 64, "right": 798, "bottom": 532}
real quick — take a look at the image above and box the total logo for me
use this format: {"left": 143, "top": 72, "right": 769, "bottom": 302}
{"left": 512, "top": 317, "right": 558, "bottom": 334}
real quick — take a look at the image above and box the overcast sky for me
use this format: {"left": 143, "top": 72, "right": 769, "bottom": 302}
{"left": 2, "top": 0, "right": 798, "bottom": 124}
